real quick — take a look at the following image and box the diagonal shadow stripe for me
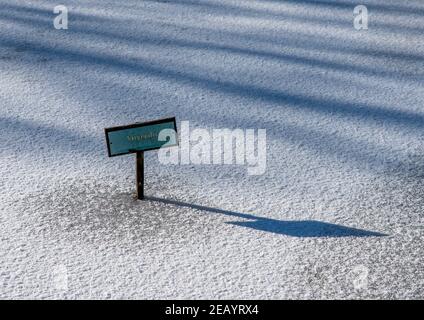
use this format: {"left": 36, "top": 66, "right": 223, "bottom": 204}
{"left": 146, "top": 196, "right": 387, "bottom": 237}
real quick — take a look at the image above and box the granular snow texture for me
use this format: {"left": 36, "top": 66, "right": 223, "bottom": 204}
{"left": 0, "top": 0, "right": 423, "bottom": 299}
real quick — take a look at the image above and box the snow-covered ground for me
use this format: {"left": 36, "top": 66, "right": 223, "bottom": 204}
{"left": 1, "top": 0, "right": 423, "bottom": 299}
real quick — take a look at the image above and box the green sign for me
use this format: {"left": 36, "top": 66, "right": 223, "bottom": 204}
{"left": 105, "top": 117, "right": 178, "bottom": 157}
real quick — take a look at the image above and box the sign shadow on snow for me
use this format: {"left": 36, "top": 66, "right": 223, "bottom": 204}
{"left": 146, "top": 197, "right": 386, "bottom": 238}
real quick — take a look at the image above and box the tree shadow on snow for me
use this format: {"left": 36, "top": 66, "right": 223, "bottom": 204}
{"left": 146, "top": 196, "right": 386, "bottom": 238}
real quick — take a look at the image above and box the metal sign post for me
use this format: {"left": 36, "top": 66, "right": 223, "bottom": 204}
{"left": 136, "top": 151, "right": 144, "bottom": 200}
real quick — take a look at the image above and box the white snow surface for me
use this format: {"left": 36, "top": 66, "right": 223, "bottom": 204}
{"left": 0, "top": 0, "right": 423, "bottom": 299}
